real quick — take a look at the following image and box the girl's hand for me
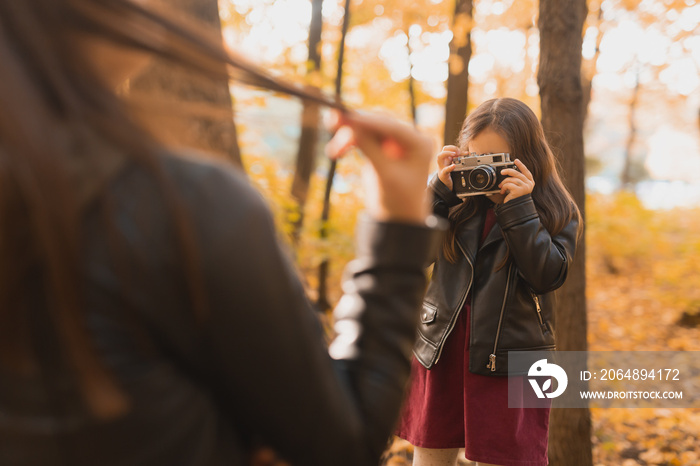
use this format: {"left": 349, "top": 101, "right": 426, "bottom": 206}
{"left": 436, "top": 145, "right": 459, "bottom": 191}
{"left": 498, "top": 159, "right": 535, "bottom": 203}
{"left": 326, "top": 111, "right": 434, "bottom": 224}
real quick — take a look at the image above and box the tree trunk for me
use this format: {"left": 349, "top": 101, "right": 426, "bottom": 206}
{"left": 537, "top": 0, "right": 592, "bottom": 465}
{"left": 444, "top": 0, "right": 473, "bottom": 146}
{"left": 406, "top": 33, "right": 418, "bottom": 125}
{"left": 130, "top": 0, "right": 243, "bottom": 168}
{"left": 317, "top": 0, "right": 352, "bottom": 314}
{"left": 621, "top": 66, "right": 640, "bottom": 190}
{"left": 290, "top": 0, "right": 324, "bottom": 244}
{"left": 581, "top": 5, "right": 603, "bottom": 124}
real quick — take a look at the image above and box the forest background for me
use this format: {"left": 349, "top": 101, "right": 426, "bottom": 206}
{"left": 138, "top": 0, "right": 700, "bottom": 464}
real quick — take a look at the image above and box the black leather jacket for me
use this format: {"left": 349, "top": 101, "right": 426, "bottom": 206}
{"left": 413, "top": 175, "right": 579, "bottom": 376}
{"left": 0, "top": 151, "right": 444, "bottom": 466}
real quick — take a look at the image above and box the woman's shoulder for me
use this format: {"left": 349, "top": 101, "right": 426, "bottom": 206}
{"left": 158, "top": 150, "right": 257, "bottom": 203}
{"left": 154, "top": 149, "right": 273, "bottom": 221}
{"left": 99, "top": 148, "right": 274, "bottom": 245}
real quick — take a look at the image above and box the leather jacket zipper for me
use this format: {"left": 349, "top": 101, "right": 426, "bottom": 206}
{"left": 531, "top": 289, "right": 544, "bottom": 326}
{"left": 530, "top": 289, "right": 549, "bottom": 334}
{"left": 487, "top": 263, "right": 514, "bottom": 372}
{"left": 434, "top": 241, "right": 474, "bottom": 365}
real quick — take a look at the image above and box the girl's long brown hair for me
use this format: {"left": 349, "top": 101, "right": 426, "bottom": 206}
{"left": 0, "top": 0, "right": 343, "bottom": 419}
{"left": 443, "top": 98, "right": 583, "bottom": 263}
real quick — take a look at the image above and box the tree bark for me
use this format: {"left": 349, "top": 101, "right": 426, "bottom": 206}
{"left": 290, "top": 0, "right": 324, "bottom": 244}
{"left": 130, "top": 0, "right": 243, "bottom": 168}
{"left": 444, "top": 0, "right": 473, "bottom": 146}
{"left": 537, "top": 0, "right": 592, "bottom": 465}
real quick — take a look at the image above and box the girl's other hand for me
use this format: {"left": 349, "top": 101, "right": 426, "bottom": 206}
{"left": 436, "top": 145, "right": 459, "bottom": 191}
{"left": 326, "top": 111, "right": 434, "bottom": 224}
{"left": 498, "top": 158, "right": 535, "bottom": 203}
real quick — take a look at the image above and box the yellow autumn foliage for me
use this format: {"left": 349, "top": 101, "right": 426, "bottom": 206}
{"left": 586, "top": 192, "right": 700, "bottom": 466}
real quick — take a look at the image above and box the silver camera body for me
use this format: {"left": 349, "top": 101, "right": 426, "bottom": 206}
{"left": 450, "top": 152, "right": 517, "bottom": 198}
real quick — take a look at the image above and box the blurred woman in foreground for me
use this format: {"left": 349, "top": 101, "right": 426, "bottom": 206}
{"left": 0, "top": 1, "right": 442, "bottom": 464}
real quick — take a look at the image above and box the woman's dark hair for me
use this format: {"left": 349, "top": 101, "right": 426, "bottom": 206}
{"left": 442, "top": 98, "right": 583, "bottom": 264}
{"left": 0, "top": 0, "right": 341, "bottom": 419}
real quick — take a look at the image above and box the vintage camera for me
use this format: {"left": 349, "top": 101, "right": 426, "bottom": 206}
{"left": 450, "top": 152, "right": 517, "bottom": 198}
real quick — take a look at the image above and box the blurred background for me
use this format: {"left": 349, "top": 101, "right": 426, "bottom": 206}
{"left": 139, "top": 0, "right": 700, "bottom": 464}
{"left": 222, "top": 0, "right": 700, "bottom": 205}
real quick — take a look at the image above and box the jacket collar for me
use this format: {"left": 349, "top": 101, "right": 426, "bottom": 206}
{"left": 480, "top": 219, "right": 503, "bottom": 250}
{"left": 455, "top": 203, "right": 503, "bottom": 262}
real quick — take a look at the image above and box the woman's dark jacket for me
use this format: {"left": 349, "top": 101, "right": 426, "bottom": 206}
{"left": 413, "top": 175, "right": 579, "bottom": 376}
{"left": 0, "top": 150, "right": 443, "bottom": 466}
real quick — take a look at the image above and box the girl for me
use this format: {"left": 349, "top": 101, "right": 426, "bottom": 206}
{"left": 0, "top": 1, "right": 441, "bottom": 465}
{"left": 396, "top": 98, "right": 582, "bottom": 466}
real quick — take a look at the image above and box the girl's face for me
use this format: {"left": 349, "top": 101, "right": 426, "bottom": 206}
{"left": 466, "top": 127, "right": 510, "bottom": 156}
{"left": 466, "top": 127, "right": 511, "bottom": 204}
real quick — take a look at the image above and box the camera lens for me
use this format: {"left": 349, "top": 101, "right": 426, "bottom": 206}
{"left": 468, "top": 165, "right": 496, "bottom": 190}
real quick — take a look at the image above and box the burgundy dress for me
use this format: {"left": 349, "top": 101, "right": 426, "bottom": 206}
{"left": 396, "top": 208, "right": 550, "bottom": 466}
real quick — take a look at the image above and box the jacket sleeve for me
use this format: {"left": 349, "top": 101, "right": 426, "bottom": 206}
{"left": 420, "top": 174, "right": 460, "bottom": 265}
{"left": 494, "top": 194, "right": 579, "bottom": 294}
{"left": 189, "top": 164, "right": 444, "bottom": 466}
{"left": 428, "top": 173, "right": 462, "bottom": 219}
